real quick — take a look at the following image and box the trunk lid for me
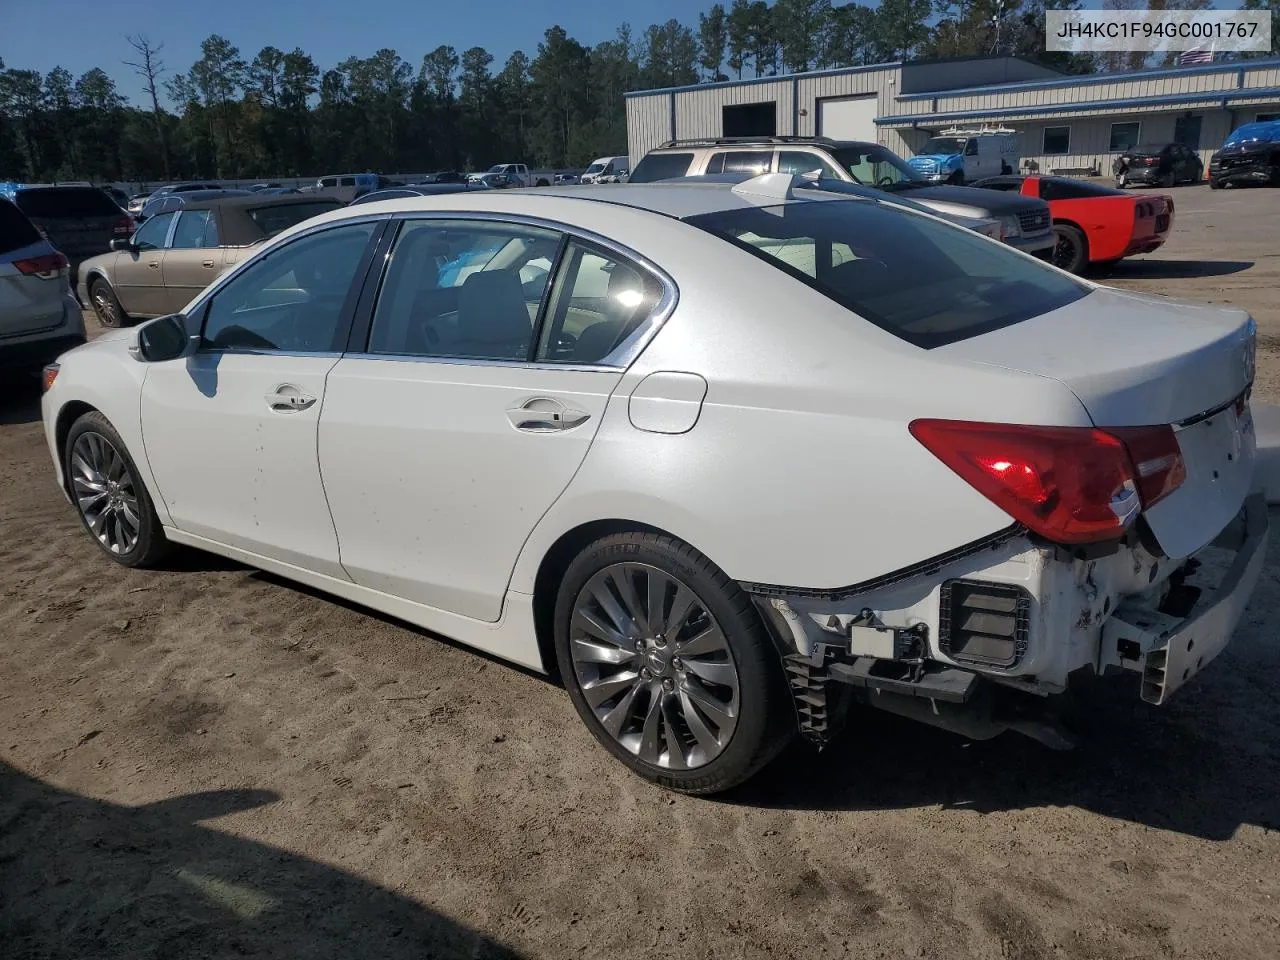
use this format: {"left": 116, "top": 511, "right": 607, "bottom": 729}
{"left": 941, "top": 286, "right": 1256, "bottom": 558}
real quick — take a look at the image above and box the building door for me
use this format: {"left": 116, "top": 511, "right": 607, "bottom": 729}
{"left": 722, "top": 102, "right": 776, "bottom": 138}
{"left": 1174, "top": 115, "right": 1203, "bottom": 149}
{"left": 817, "top": 95, "right": 878, "bottom": 142}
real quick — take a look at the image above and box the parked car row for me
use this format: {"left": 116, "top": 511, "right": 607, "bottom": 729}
{"left": 35, "top": 170, "right": 1264, "bottom": 797}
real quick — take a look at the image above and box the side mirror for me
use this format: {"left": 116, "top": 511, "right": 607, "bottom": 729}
{"left": 110, "top": 237, "right": 134, "bottom": 252}
{"left": 132, "top": 314, "right": 192, "bottom": 363}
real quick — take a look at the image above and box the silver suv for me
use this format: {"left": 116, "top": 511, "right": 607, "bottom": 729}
{"left": 0, "top": 198, "right": 85, "bottom": 377}
{"left": 630, "top": 137, "right": 1055, "bottom": 258}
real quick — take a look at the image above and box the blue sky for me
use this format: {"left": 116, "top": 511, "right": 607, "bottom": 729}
{"left": 2, "top": 0, "right": 707, "bottom": 104}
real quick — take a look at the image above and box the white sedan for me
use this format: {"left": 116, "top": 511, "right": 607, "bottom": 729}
{"left": 40, "top": 174, "right": 1266, "bottom": 793}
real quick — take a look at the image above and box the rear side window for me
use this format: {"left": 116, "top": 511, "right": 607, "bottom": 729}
{"left": 366, "top": 219, "right": 563, "bottom": 361}
{"left": 246, "top": 201, "right": 341, "bottom": 239}
{"left": 202, "top": 215, "right": 220, "bottom": 247}
{"left": 14, "top": 187, "right": 121, "bottom": 219}
{"left": 685, "top": 200, "right": 1087, "bottom": 349}
{"left": 171, "top": 209, "right": 212, "bottom": 249}
{"left": 629, "top": 152, "right": 694, "bottom": 183}
{"left": 709, "top": 151, "right": 771, "bottom": 175}
{"left": 0, "top": 198, "right": 41, "bottom": 255}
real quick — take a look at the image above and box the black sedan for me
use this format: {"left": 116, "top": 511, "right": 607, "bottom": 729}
{"left": 1112, "top": 143, "right": 1203, "bottom": 188}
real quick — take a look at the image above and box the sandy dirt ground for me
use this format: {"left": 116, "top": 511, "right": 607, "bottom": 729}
{"left": 2, "top": 184, "right": 1279, "bottom": 960}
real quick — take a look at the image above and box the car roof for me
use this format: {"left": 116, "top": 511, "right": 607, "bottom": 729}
{"left": 501, "top": 180, "right": 850, "bottom": 219}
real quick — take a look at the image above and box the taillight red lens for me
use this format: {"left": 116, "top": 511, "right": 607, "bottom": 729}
{"left": 910, "top": 420, "right": 1185, "bottom": 545}
{"left": 13, "top": 252, "right": 69, "bottom": 279}
{"left": 113, "top": 216, "right": 134, "bottom": 235}
{"left": 1110, "top": 425, "right": 1185, "bottom": 509}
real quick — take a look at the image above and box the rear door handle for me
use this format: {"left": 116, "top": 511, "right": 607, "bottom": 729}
{"left": 202, "top": 259, "right": 216, "bottom": 268}
{"left": 265, "top": 383, "right": 317, "bottom": 413}
{"left": 506, "top": 397, "right": 591, "bottom": 432}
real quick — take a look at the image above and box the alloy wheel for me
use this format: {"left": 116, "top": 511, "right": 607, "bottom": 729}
{"left": 568, "top": 563, "right": 740, "bottom": 770}
{"left": 70, "top": 432, "right": 141, "bottom": 555}
{"left": 92, "top": 286, "right": 119, "bottom": 327}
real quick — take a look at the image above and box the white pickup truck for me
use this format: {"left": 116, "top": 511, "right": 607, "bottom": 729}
{"left": 468, "top": 164, "right": 551, "bottom": 188}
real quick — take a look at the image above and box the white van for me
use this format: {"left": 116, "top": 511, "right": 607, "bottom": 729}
{"left": 580, "top": 156, "right": 630, "bottom": 184}
{"left": 907, "top": 127, "right": 1019, "bottom": 185}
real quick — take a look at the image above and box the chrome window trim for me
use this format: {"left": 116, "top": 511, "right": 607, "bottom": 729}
{"left": 180, "top": 207, "right": 680, "bottom": 369}
{"left": 365, "top": 209, "right": 679, "bottom": 370}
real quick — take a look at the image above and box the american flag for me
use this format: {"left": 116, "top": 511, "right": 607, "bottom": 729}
{"left": 1178, "top": 47, "right": 1215, "bottom": 66}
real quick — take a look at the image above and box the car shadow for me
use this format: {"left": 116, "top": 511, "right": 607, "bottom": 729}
{"left": 0, "top": 378, "right": 42, "bottom": 426}
{"left": 1092, "top": 259, "right": 1254, "bottom": 280}
{"left": 0, "top": 762, "right": 521, "bottom": 959}
{"left": 722, "top": 644, "right": 1280, "bottom": 842}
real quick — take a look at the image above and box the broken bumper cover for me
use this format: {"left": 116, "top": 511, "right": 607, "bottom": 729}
{"left": 1103, "top": 493, "right": 1268, "bottom": 705}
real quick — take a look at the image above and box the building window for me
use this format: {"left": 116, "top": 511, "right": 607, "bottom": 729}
{"left": 1174, "top": 115, "right": 1202, "bottom": 149}
{"left": 1109, "top": 121, "right": 1141, "bottom": 152}
{"left": 1042, "top": 126, "right": 1070, "bottom": 155}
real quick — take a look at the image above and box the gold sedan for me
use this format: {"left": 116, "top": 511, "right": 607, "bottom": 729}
{"left": 78, "top": 194, "right": 342, "bottom": 327}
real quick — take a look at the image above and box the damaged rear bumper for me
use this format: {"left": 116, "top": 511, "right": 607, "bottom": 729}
{"left": 748, "top": 494, "right": 1269, "bottom": 745}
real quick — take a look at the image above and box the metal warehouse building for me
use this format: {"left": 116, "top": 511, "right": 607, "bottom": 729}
{"left": 625, "top": 55, "right": 1280, "bottom": 176}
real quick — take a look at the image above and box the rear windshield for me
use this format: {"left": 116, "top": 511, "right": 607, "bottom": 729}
{"left": 684, "top": 200, "right": 1087, "bottom": 349}
{"left": 630, "top": 152, "right": 694, "bottom": 183}
{"left": 1039, "top": 178, "right": 1125, "bottom": 200}
{"left": 14, "top": 187, "right": 121, "bottom": 219}
{"left": 247, "top": 201, "right": 341, "bottom": 238}
{"left": 0, "top": 198, "right": 41, "bottom": 255}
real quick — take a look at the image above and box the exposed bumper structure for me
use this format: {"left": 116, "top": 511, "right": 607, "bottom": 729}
{"left": 750, "top": 494, "right": 1268, "bottom": 747}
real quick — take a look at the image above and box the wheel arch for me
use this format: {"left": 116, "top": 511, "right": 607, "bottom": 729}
{"left": 54, "top": 400, "right": 100, "bottom": 494}
{"left": 530, "top": 518, "right": 741, "bottom": 681}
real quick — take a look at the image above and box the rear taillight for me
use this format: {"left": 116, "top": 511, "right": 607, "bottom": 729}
{"left": 1110, "top": 425, "right": 1185, "bottom": 509}
{"left": 910, "top": 420, "right": 1186, "bottom": 545}
{"left": 14, "top": 252, "right": 68, "bottom": 279}
{"left": 112, "top": 216, "right": 134, "bottom": 235}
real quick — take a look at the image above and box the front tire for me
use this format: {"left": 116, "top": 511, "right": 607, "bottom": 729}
{"left": 1051, "top": 223, "right": 1088, "bottom": 274}
{"left": 554, "top": 532, "right": 792, "bottom": 794}
{"left": 89, "top": 278, "right": 128, "bottom": 328}
{"left": 64, "top": 411, "right": 171, "bottom": 567}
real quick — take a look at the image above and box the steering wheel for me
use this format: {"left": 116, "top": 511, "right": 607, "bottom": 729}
{"left": 876, "top": 175, "right": 895, "bottom": 187}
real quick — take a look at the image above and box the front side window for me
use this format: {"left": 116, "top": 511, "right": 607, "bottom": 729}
{"left": 1109, "top": 122, "right": 1141, "bottom": 152}
{"left": 367, "top": 220, "right": 562, "bottom": 361}
{"left": 133, "top": 212, "right": 175, "bottom": 250}
{"left": 685, "top": 200, "right": 1087, "bottom": 349}
{"left": 201, "top": 222, "right": 375, "bottom": 353}
{"left": 629, "top": 152, "right": 694, "bottom": 183}
{"left": 964, "top": 139, "right": 979, "bottom": 156}
{"left": 829, "top": 145, "right": 921, "bottom": 188}
{"left": 201, "top": 215, "right": 221, "bottom": 248}
{"left": 536, "top": 242, "right": 663, "bottom": 364}
{"left": 170, "top": 209, "right": 212, "bottom": 249}
{"left": 1043, "top": 126, "right": 1071, "bottom": 155}
{"left": 778, "top": 151, "right": 841, "bottom": 179}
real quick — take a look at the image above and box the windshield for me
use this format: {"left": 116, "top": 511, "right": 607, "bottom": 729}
{"left": 247, "top": 201, "right": 342, "bottom": 238}
{"left": 1224, "top": 122, "right": 1280, "bottom": 146}
{"left": 922, "top": 137, "right": 967, "bottom": 156}
{"left": 1126, "top": 144, "right": 1167, "bottom": 155}
{"left": 584, "top": 163, "right": 606, "bottom": 174}
{"left": 829, "top": 146, "right": 925, "bottom": 191}
{"left": 15, "top": 187, "right": 121, "bottom": 218}
{"left": 487, "top": 165, "right": 507, "bottom": 173}
{"left": 683, "top": 200, "right": 1087, "bottom": 349}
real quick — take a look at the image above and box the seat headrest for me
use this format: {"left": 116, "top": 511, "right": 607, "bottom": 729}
{"left": 457, "top": 270, "right": 531, "bottom": 345}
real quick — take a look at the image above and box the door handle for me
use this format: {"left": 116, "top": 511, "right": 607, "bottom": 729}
{"left": 506, "top": 397, "right": 591, "bottom": 432}
{"left": 147, "top": 261, "right": 161, "bottom": 269}
{"left": 202, "top": 259, "right": 216, "bottom": 268}
{"left": 265, "top": 384, "right": 317, "bottom": 413}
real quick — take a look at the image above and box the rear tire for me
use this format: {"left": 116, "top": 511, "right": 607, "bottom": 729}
{"left": 554, "top": 531, "right": 792, "bottom": 794}
{"left": 89, "top": 278, "right": 128, "bottom": 328}
{"left": 1051, "top": 223, "right": 1088, "bottom": 274}
{"left": 64, "top": 411, "right": 171, "bottom": 568}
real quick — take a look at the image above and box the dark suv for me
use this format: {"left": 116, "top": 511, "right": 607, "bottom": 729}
{"left": 10, "top": 185, "right": 134, "bottom": 285}
{"left": 630, "top": 137, "right": 1055, "bottom": 258}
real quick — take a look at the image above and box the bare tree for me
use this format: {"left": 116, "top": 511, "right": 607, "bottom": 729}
{"left": 124, "top": 34, "right": 170, "bottom": 179}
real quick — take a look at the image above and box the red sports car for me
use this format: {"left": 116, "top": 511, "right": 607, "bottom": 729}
{"left": 973, "top": 174, "right": 1173, "bottom": 274}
